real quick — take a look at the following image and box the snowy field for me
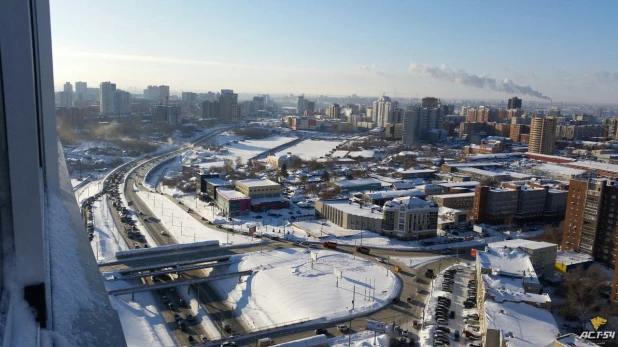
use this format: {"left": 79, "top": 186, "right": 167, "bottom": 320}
{"left": 105, "top": 279, "right": 175, "bottom": 347}
{"left": 330, "top": 330, "right": 388, "bottom": 347}
{"left": 135, "top": 189, "right": 259, "bottom": 245}
{"left": 90, "top": 196, "right": 128, "bottom": 260}
{"left": 209, "top": 248, "right": 400, "bottom": 330}
{"left": 273, "top": 139, "right": 344, "bottom": 161}
{"left": 198, "top": 134, "right": 298, "bottom": 169}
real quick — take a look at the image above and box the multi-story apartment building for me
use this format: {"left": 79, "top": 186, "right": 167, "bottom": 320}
{"left": 382, "top": 197, "right": 439, "bottom": 239}
{"left": 219, "top": 89, "right": 239, "bottom": 123}
{"left": 471, "top": 183, "right": 567, "bottom": 224}
{"left": 507, "top": 96, "right": 522, "bottom": 109}
{"left": 99, "top": 81, "right": 116, "bottom": 114}
{"left": 510, "top": 123, "right": 529, "bottom": 143}
{"left": 560, "top": 178, "right": 618, "bottom": 301}
{"left": 529, "top": 117, "right": 557, "bottom": 154}
{"left": 202, "top": 100, "right": 219, "bottom": 119}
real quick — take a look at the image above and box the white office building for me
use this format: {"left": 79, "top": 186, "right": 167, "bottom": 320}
{"left": 382, "top": 196, "right": 439, "bottom": 239}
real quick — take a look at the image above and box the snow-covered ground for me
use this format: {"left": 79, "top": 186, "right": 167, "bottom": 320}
{"left": 90, "top": 196, "right": 129, "bottom": 260}
{"left": 330, "top": 330, "right": 389, "bottom": 347}
{"left": 391, "top": 255, "right": 450, "bottom": 270}
{"left": 135, "top": 189, "right": 259, "bottom": 245}
{"left": 105, "top": 278, "right": 175, "bottom": 347}
{"left": 289, "top": 220, "right": 544, "bottom": 252}
{"left": 273, "top": 139, "right": 344, "bottom": 161}
{"left": 209, "top": 248, "right": 400, "bottom": 330}
{"left": 198, "top": 134, "right": 298, "bottom": 169}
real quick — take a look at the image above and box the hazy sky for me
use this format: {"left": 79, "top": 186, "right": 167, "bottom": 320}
{"left": 50, "top": 0, "right": 618, "bottom": 103}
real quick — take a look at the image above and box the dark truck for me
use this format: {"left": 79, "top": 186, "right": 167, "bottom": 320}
{"left": 356, "top": 246, "right": 370, "bottom": 255}
{"left": 322, "top": 241, "right": 337, "bottom": 249}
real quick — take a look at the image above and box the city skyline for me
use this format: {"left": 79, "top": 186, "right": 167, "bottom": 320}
{"left": 50, "top": 1, "right": 618, "bottom": 103}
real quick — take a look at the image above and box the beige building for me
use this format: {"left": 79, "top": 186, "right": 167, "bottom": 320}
{"left": 235, "top": 179, "right": 281, "bottom": 199}
{"left": 429, "top": 192, "right": 475, "bottom": 209}
{"left": 529, "top": 116, "right": 557, "bottom": 155}
{"left": 266, "top": 153, "right": 301, "bottom": 169}
{"left": 314, "top": 199, "right": 382, "bottom": 232}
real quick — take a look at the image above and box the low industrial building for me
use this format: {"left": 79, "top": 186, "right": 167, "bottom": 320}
{"left": 314, "top": 199, "right": 382, "bottom": 232}
{"left": 382, "top": 197, "right": 439, "bottom": 239}
{"left": 333, "top": 178, "right": 382, "bottom": 192}
{"left": 429, "top": 192, "right": 475, "bottom": 209}
{"left": 475, "top": 246, "right": 558, "bottom": 347}
{"left": 414, "top": 184, "right": 448, "bottom": 195}
{"left": 362, "top": 189, "right": 425, "bottom": 206}
{"left": 395, "top": 169, "right": 436, "bottom": 179}
{"left": 488, "top": 239, "right": 558, "bottom": 277}
{"left": 202, "top": 178, "right": 234, "bottom": 201}
{"left": 215, "top": 188, "right": 251, "bottom": 216}
{"left": 235, "top": 179, "right": 281, "bottom": 199}
{"left": 555, "top": 250, "right": 594, "bottom": 273}
{"left": 437, "top": 207, "right": 470, "bottom": 230}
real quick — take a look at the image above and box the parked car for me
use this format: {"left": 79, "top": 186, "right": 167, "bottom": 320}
{"left": 315, "top": 328, "right": 328, "bottom": 335}
{"left": 337, "top": 324, "right": 349, "bottom": 332}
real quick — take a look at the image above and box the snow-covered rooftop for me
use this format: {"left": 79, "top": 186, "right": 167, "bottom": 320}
{"left": 477, "top": 247, "right": 538, "bottom": 280}
{"left": 556, "top": 250, "right": 594, "bottom": 265}
{"left": 534, "top": 163, "right": 588, "bottom": 176}
{"left": 437, "top": 181, "right": 481, "bottom": 188}
{"left": 335, "top": 178, "right": 381, "bottom": 188}
{"left": 363, "top": 189, "right": 425, "bottom": 200}
{"left": 488, "top": 239, "right": 558, "bottom": 251}
{"left": 554, "top": 333, "right": 601, "bottom": 347}
{"left": 484, "top": 301, "right": 559, "bottom": 347}
{"left": 482, "top": 274, "right": 552, "bottom": 304}
{"left": 431, "top": 192, "right": 476, "bottom": 199}
{"left": 217, "top": 188, "right": 249, "bottom": 200}
{"left": 236, "top": 178, "right": 280, "bottom": 188}
{"left": 320, "top": 200, "right": 383, "bottom": 219}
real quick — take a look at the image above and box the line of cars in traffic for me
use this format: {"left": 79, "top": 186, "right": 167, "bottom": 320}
{"left": 103, "top": 168, "right": 150, "bottom": 249}
{"left": 152, "top": 274, "right": 205, "bottom": 345}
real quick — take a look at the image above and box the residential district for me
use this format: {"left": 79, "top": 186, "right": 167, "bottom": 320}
{"left": 61, "top": 84, "right": 618, "bottom": 347}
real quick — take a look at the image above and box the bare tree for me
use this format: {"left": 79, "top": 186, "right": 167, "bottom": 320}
{"left": 235, "top": 156, "right": 243, "bottom": 168}
{"left": 560, "top": 264, "right": 612, "bottom": 328}
{"left": 534, "top": 223, "right": 563, "bottom": 245}
{"left": 223, "top": 159, "right": 234, "bottom": 176}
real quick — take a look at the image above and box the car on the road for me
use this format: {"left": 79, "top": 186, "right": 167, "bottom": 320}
{"left": 220, "top": 342, "right": 237, "bottom": 347}
{"left": 402, "top": 329, "right": 408, "bottom": 337}
{"left": 174, "top": 313, "right": 182, "bottom": 322}
{"left": 254, "top": 215, "right": 262, "bottom": 219}
{"left": 161, "top": 231, "right": 169, "bottom": 236}
{"left": 187, "top": 313, "right": 194, "bottom": 321}
{"left": 188, "top": 336, "right": 196, "bottom": 345}
{"left": 161, "top": 295, "right": 169, "bottom": 303}
{"left": 179, "top": 299, "right": 187, "bottom": 307}
{"left": 417, "top": 287, "right": 423, "bottom": 294}
{"left": 167, "top": 303, "right": 175, "bottom": 310}
{"left": 315, "top": 328, "right": 328, "bottom": 335}
{"left": 375, "top": 257, "right": 385, "bottom": 263}
{"left": 337, "top": 324, "right": 349, "bottom": 332}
